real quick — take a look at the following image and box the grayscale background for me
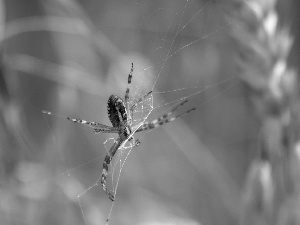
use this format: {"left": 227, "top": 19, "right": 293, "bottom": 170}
{"left": 0, "top": 0, "right": 297, "bottom": 225}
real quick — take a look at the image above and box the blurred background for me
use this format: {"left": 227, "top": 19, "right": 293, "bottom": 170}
{"left": 0, "top": 0, "right": 297, "bottom": 225}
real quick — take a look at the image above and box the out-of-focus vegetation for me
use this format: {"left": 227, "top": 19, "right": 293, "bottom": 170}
{"left": 0, "top": 0, "right": 298, "bottom": 225}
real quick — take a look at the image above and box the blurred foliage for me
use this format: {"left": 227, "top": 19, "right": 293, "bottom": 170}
{"left": 0, "top": 0, "right": 297, "bottom": 225}
{"left": 230, "top": 0, "right": 300, "bottom": 225}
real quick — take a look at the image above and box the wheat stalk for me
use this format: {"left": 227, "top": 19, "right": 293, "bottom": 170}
{"left": 229, "top": 0, "right": 299, "bottom": 224}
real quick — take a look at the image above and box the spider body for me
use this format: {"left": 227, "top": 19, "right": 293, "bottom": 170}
{"left": 107, "top": 95, "right": 129, "bottom": 129}
{"left": 42, "top": 63, "right": 195, "bottom": 201}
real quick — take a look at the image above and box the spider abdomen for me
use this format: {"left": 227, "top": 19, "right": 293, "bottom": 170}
{"left": 107, "top": 95, "right": 128, "bottom": 128}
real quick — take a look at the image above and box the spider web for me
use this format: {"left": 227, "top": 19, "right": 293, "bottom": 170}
{"left": 38, "top": 0, "right": 237, "bottom": 225}
{"left": 76, "top": 1, "right": 236, "bottom": 224}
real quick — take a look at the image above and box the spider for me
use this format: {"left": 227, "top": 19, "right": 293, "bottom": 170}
{"left": 42, "top": 63, "right": 195, "bottom": 201}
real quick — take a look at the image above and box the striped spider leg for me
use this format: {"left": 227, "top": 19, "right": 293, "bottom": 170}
{"left": 41, "top": 110, "right": 120, "bottom": 134}
{"left": 124, "top": 63, "right": 133, "bottom": 124}
{"left": 42, "top": 63, "right": 196, "bottom": 202}
{"left": 133, "top": 99, "right": 196, "bottom": 133}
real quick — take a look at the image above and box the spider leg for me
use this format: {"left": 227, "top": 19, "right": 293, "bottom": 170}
{"left": 134, "top": 100, "right": 196, "bottom": 132}
{"left": 101, "top": 137, "right": 123, "bottom": 201}
{"left": 67, "top": 117, "right": 121, "bottom": 133}
{"left": 101, "top": 134, "right": 141, "bottom": 201}
{"left": 125, "top": 63, "right": 134, "bottom": 122}
{"left": 42, "top": 110, "right": 119, "bottom": 133}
